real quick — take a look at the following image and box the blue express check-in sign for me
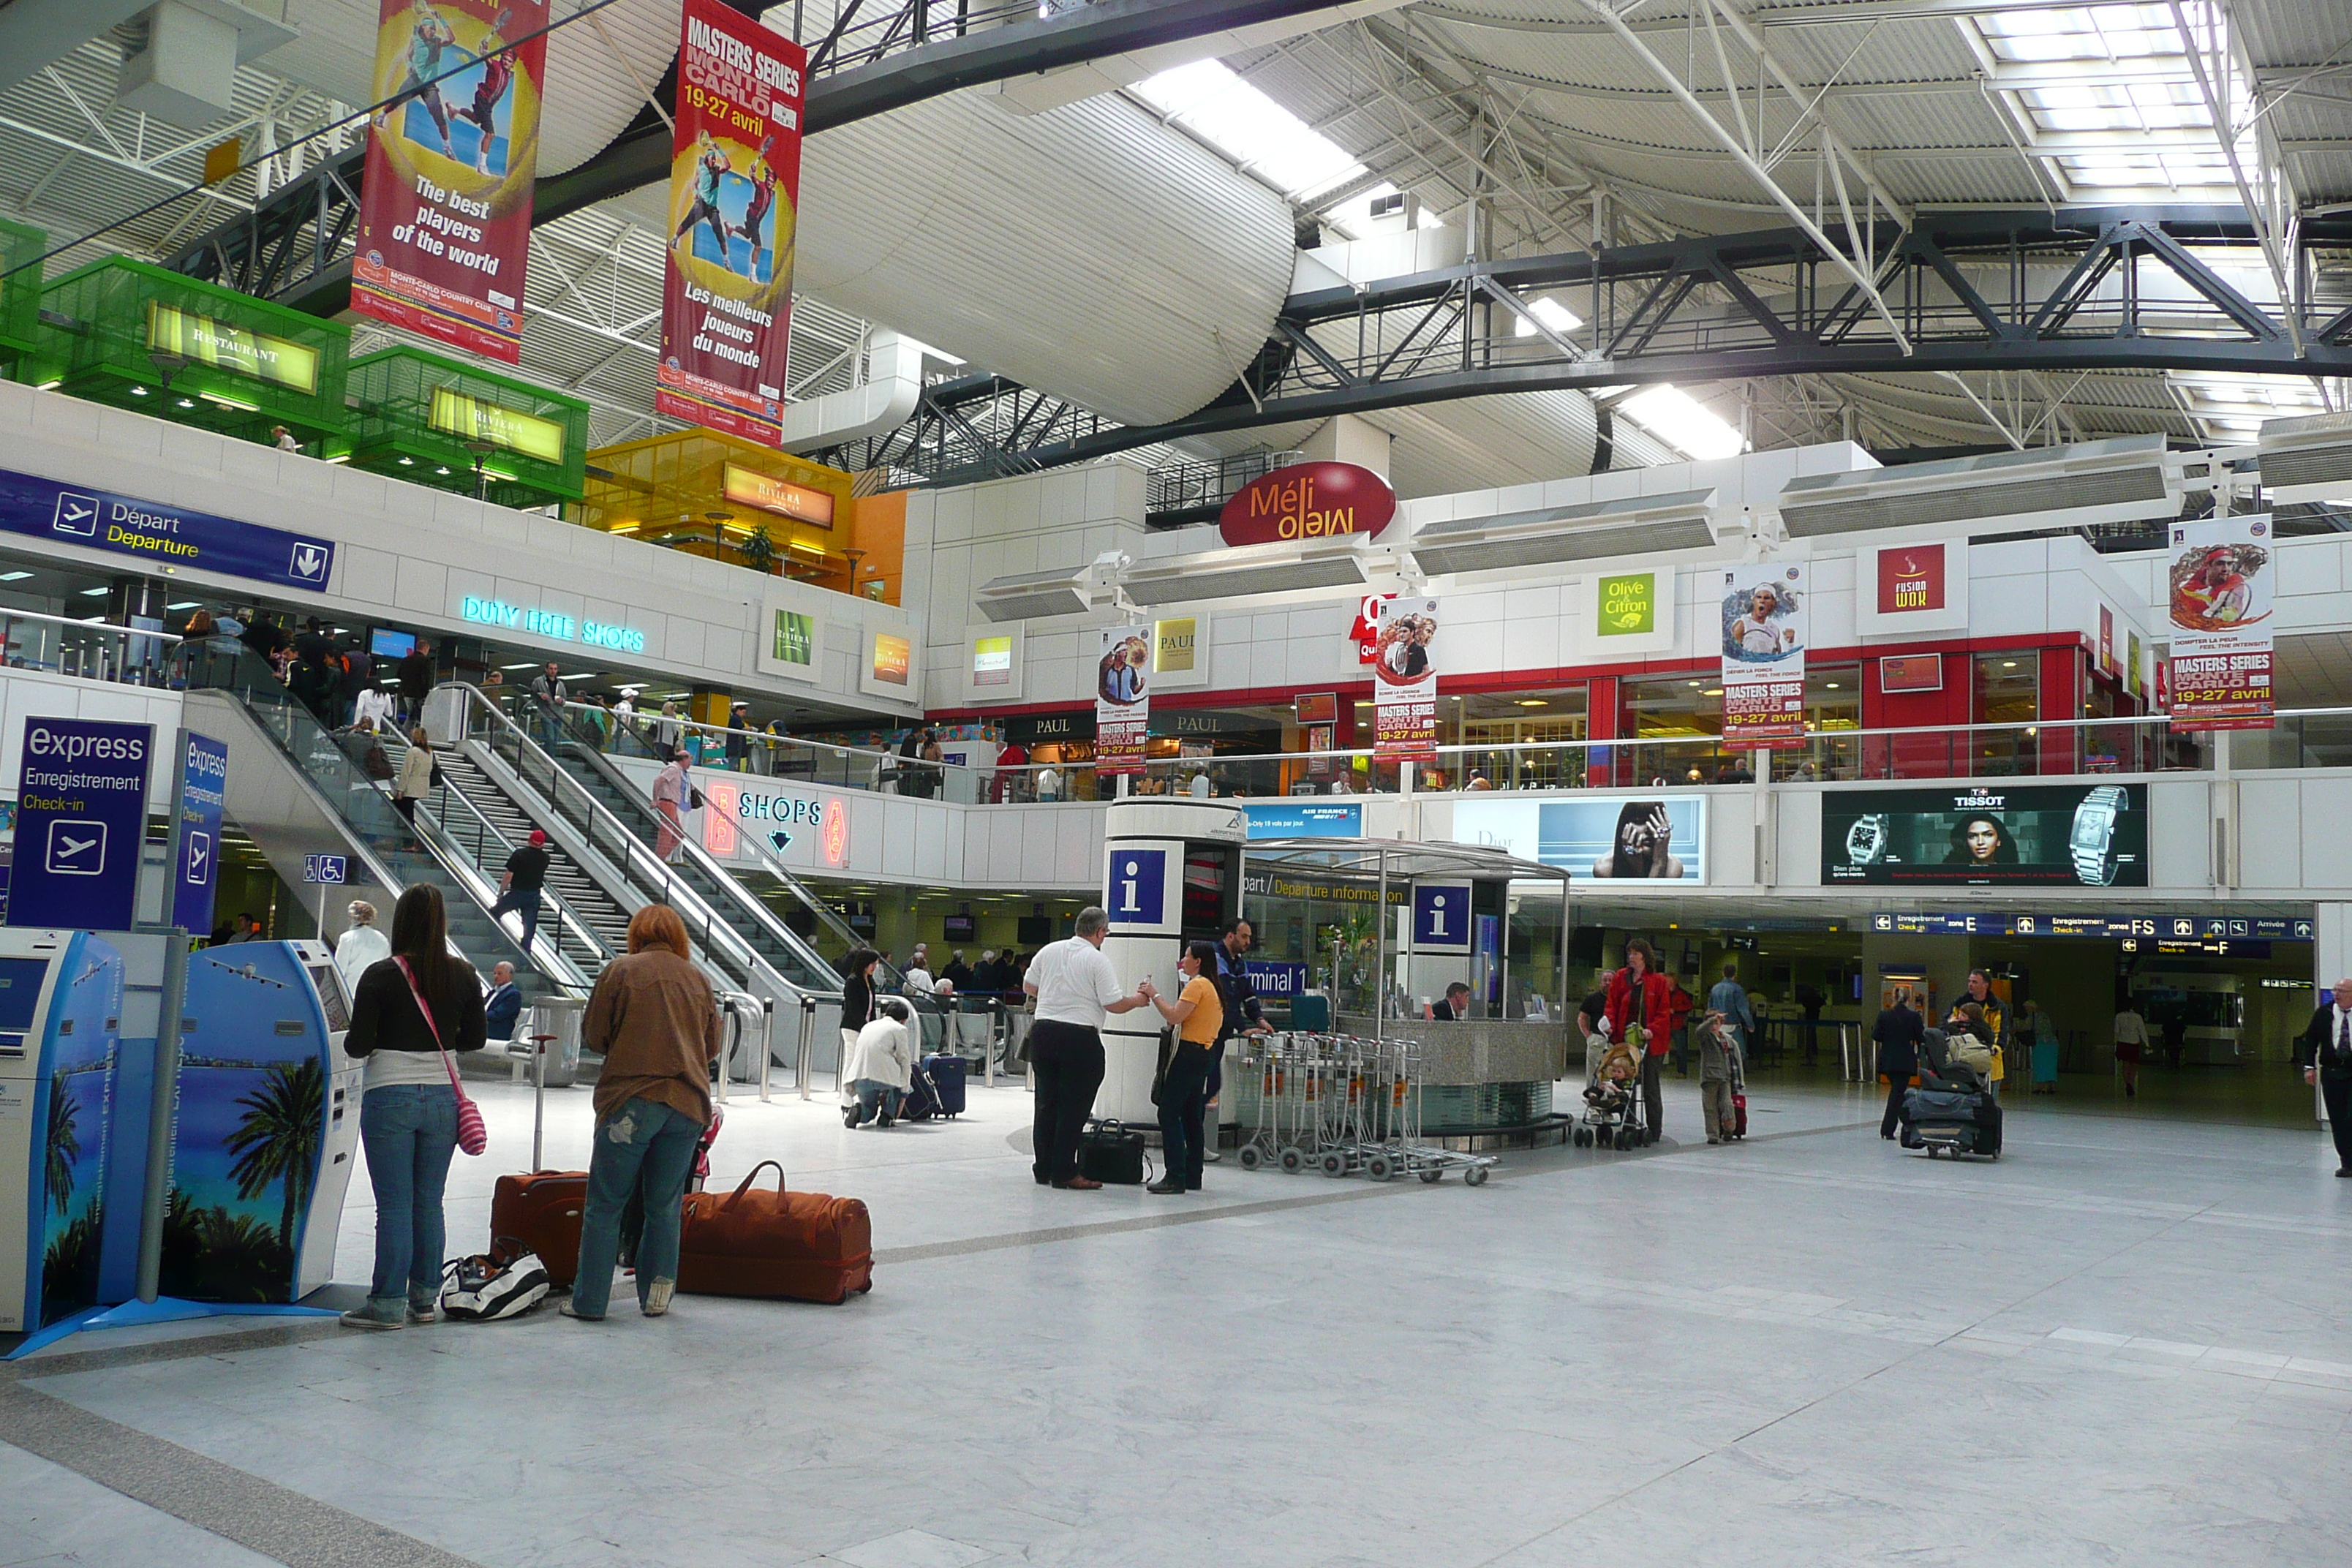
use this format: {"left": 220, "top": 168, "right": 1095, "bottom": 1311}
{"left": 11, "top": 717, "right": 155, "bottom": 932}
{"left": 0, "top": 466, "right": 336, "bottom": 591}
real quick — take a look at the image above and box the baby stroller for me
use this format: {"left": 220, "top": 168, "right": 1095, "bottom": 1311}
{"left": 1901, "top": 1027, "right": 2002, "bottom": 1160}
{"left": 1573, "top": 1032, "right": 1648, "bottom": 1151}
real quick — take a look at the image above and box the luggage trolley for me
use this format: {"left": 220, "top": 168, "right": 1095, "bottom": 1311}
{"left": 1375, "top": 1037, "right": 1496, "bottom": 1187}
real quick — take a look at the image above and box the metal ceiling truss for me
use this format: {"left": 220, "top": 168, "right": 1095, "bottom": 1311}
{"left": 802, "top": 375, "right": 1125, "bottom": 486}
{"left": 827, "top": 205, "right": 2352, "bottom": 487}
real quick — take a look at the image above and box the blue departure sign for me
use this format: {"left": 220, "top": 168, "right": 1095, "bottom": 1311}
{"left": 10, "top": 717, "right": 155, "bottom": 931}
{"left": 168, "top": 732, "right": 228, "bottom": 934}
{"left": 0, "top": 466, "right": 336, "bottom": 591}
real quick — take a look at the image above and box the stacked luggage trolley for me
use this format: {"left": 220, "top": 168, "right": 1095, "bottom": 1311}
{"left": 1226, "top": 1031, "right": 1495, "bottom": 1186}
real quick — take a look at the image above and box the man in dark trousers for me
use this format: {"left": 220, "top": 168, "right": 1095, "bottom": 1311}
{"left": 1022, "top": 908, "right": 1151, "bottom": 1188}
{"left": 1210, "top": 919, "right": 1270, "bottom": 1161}
{"left": 491, "top": 828, "right": 552, "bottom": 954}
{"left": 2297, "top": 977, "right": 2352, "bottom": 1177}
{"left": 484, "top": 961, "right": 523, "bottom": 1042}
{"left": 1875, "top": 991, "right": 1928, "bottom": 1141}
{"left": 397, "top": 638, "right": 434, "bottom": 726}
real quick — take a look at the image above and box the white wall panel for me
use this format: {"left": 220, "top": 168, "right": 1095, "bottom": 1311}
{"left": 2150, "top": 779, "right": 2218, "bottom": 889}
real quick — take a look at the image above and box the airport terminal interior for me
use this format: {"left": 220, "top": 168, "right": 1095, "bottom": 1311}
{"left": 6, "top": 1, "right": 2352, "bottom": 1564}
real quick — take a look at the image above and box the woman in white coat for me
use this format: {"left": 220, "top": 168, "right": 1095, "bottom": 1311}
{"left": 843, "top": 999, "right": 914, "bottom": 1128}
{"left": 334, "top": 901, "right": 391, "bottom": 998}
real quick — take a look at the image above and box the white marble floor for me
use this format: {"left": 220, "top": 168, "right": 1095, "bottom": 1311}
{"left": 10, "top": 1073, "right": 2352, "bottom": 1567}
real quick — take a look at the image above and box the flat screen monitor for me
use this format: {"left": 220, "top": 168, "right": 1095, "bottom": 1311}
{"left": 369, "top": 627, "right": 417, "bottom": 660}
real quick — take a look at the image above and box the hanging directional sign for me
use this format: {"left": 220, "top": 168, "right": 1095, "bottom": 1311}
{"left": 0, "top": 466, "right": 336, "bottom": 592}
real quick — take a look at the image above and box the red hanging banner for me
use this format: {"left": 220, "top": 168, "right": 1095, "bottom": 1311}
{"left": 657, "top": 0, "right": 805, "bottom": 446}
{"left": 353, "top": 0, "right": 549, "bottom": 361}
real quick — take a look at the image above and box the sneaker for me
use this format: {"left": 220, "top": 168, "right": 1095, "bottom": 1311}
{"left": 339, "top": 1305, "right": 403, "bottom": 1330}
{"left": 1146, "top": 1178, "right": 1187, "bottom": 1194}
{"left": 843, "top": 1106, "right": 859, "bottom": 1128}
{"left": 642, "top": 1278, "right": 675, "bottom": 1317}
{"left": 406, "top": 1301, "right": 440, "bottom": 1325}
{"left": 1708, "top": 1137, "right": 1721, "bottom": 1146}
{"left": 1202, "top": 1148, "right": 1222, "bottom": 1164}
{"left": 559, "top": 1301, "right": 603, "bottom": 1322}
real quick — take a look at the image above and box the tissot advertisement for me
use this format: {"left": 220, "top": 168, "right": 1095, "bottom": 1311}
{"left": 1823, "top": 784, "right": 2146, "bottom": 888}
{"left": 2165, "top": 513, "right": 2274, "bottom": 732}
{"left": 1719, "top": 561, "right": 1807, "bottom": 745}
{"left": 1372, "top": 593, "right": 1439, "bottom": 761}
{"left": 1451, "top": 796, "right": 1707, "bottom": 883}
{"left": 353, "top": 0, "right": 549, "bottom": 361}
{"left": 656, "top": 0, "right": 806, "bottom": 444}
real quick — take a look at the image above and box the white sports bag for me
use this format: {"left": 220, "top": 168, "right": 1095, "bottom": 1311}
{"left": 440, "top": 1243, "right": 551, "bottom": 1322}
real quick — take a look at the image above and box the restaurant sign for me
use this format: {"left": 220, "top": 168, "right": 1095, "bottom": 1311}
{"left": 1218, "top": 462, "right": 1396, "bottom": 548}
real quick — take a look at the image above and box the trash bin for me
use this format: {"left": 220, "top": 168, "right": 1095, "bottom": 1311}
{"left": 521, "top": 995, "right": 585, "bottom": 1088}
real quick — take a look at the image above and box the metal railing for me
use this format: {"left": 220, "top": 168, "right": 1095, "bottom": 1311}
{"left": 1, "top": 606, "right": 184, "bottom": 687}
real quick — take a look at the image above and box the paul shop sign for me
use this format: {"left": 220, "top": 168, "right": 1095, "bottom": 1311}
{"left": 0, "top": 466, "right": 334, "bottom": 591}
{"left": 1219, "top": 462, "right": 1395, "bottom": 548}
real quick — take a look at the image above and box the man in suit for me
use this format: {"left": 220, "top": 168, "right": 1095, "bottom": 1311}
{"left": 1431, "top": 981, "right": 1472, "bottom": 1021}
{"left": 485, "top": 961, "right": 523, "bottom": 1043}
{"left": 1874, "top": 991, "right": 1927, "bottom": 1141}
{"left": 2298, "top": 978, "right": 2352, "bottom": 1176}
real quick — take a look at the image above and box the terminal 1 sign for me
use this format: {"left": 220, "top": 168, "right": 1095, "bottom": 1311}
{"left": 1219, "top": 462, "right": 1395, "bottom": 548}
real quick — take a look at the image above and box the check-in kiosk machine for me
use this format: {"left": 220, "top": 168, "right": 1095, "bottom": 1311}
{"left": 158, "top": 941, "right": 361, "bottom": 1304}
{"left": 0, "top": 931, "right": 125, "bottom": 1333}
{"left": 1097, "top": 799, "right": 1247, "bottom": 1123}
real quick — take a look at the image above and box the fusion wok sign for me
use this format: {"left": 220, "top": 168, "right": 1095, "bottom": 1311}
{"left": 1218, "top": 462, "right": 1395, "bottom": 548}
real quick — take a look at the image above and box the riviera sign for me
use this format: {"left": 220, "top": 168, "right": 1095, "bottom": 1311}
{"left": 460, "top": 596, "right": 647, "bottom": 654}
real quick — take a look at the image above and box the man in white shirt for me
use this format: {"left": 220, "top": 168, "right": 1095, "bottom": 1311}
{"left": 1023, "top": 906, "right": 1150, "bottom": 1188}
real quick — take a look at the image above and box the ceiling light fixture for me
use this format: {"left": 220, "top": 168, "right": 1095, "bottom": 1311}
{"left": 0, "top": 571, "right": 32, "bottom": 582}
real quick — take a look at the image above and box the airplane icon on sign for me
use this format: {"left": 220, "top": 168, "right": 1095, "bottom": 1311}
{"left": 184, "top": 831, "right": 211, "bottom": 882}
{"left": 52, "top": 492, "right": 98, "bottom": 536}
{"left": 45, "top": 818, "right": 106, "bottom": 875}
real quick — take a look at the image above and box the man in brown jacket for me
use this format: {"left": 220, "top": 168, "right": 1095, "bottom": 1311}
{"left": 567, "top": 904, "right": 721, "bottom": 1320}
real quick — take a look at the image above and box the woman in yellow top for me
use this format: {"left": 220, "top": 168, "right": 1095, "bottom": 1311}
{"left": 1145, "top": 940, "right": 1224, "bottom": 1195}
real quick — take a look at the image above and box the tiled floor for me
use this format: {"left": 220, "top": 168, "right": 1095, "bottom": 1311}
{"left": 9, "top": 1071, "right": 2352, "bottom": 1567}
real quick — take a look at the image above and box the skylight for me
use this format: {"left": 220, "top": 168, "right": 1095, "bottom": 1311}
{"left": 1514, "top": 297, "right": 1584, "bottom": 339}
{"left": 2168, "top": 373, "right": 2326, "bottom": 440}
{"left": 1619, "top": 386, "right": 1746, "bottom": 462}
{"left": 1133, "top": 60, "right": 1365, "bottom": 202}
{"left": 1978, "top": 3, "right": 2254, "bottom": 195}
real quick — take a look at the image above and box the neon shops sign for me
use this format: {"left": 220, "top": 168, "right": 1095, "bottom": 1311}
{"left": 459, "top": 596, "right": 647, "bottom": 654}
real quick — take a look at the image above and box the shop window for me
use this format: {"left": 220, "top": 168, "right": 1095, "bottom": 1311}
{"left": 1453, "top": 687, "right": 1588, "bottom": 788}
{"left": 1973, "top": 653, "right": 2038, "bottom": 775}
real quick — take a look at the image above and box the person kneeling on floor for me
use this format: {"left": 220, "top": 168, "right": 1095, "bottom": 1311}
{"left": 844, "top": 999, "right": 914, "bottom": 1128}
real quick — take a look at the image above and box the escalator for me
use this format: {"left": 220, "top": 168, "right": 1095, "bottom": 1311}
{"left": 425, "top": 685, "right": 846, "bottom": 1056}
{"left": 173, "top": 642, "right": 599, "bottom": 1000}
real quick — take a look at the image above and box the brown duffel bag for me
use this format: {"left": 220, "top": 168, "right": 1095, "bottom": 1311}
{"left": 677, "top": 1160, "right": 874, "bottom": 1305}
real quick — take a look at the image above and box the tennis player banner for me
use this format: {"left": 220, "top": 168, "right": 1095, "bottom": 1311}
{"left": 353, "top": 0, "right": 548, "bottom": 361}
{"left": 1094, "top": 625, "right": 1151, "bottom": 776}
{"left": 1719, "top": 561, "right": 1809, "bottom": 747}
{"left": 2166, "top": 514, "right": 2274, "bottom": 732}
{"left": 657, "top": 0, "right": 804, "bottom": 445}
{"left": 1372, "top": 595, "right": 1439, "bottom": 761}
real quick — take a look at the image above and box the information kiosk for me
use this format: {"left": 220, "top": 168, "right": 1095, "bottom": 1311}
{"left": 0, "top": 931, "right": 124, "bottom": 1333}
{"left": 1097, "top": 799, "right": 1247, "bottom": 1122}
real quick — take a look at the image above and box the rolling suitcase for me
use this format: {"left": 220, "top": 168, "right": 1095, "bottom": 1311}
{"left": 490, "top": 1170, "right": 587, "bottom": 1288}
{"left": 897, "top": 1063, "right": 942, "bottom": 1122}
{"left": 677, "top": 1160, "right": 873, "bottom": 1304}
{"left": 922, "top": 1053, "right": 967, "bottom": 1116}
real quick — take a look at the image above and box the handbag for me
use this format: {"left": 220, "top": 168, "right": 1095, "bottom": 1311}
{"left": 689, "top": 785, "right": 706, "bottom": 810}
{"left": 1077, "top": 1119, "right": 1150, "bottom": 1185}
{"left": 395, "top": 955, "right": 489, "bottom": 1156}
{"left": 1150, "top": 1025, "right": 1176, "bottom": 1107}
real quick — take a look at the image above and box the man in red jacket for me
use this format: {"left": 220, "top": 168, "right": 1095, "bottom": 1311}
{"left": 1602, "top": 936, "right": 1676, "bottom": 1145}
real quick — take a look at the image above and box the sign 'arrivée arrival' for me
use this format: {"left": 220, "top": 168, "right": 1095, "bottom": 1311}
{"left": 1218, "top": 462, "right": 1397, "bottom": 548}
{"left": 0, "top": 465, "right": 336, "bottom": 592}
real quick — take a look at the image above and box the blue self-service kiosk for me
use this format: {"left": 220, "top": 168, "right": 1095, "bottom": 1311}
{"left": 157, "top": 941, "right": 361, "bottom": 1305}
{"left": 0, "top": 931, "right": 124, "bottom": 1333}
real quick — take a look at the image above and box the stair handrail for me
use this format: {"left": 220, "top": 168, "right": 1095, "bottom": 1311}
{"left": 438, "top": 683, "right": 843, "bottom": 1005}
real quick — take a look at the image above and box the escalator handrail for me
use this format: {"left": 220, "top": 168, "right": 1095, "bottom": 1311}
{"left": 170, "top": 641, "right": 564, "bottom": 989}
{"left": 536, "top": 701, "right": 901, "bottom": 991}
{"left": 440, "top": 684, "right": 837, "bottom": 1002}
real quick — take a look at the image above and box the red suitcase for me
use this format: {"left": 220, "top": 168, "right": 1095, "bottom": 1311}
{"left": 678, "top": 1161, "right": 873, "bottom": 1305}
{"left": 490, "top": 1171, "right": 588, "bottom": 1288}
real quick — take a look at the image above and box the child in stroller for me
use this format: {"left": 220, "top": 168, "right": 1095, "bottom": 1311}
{"left": 1575, "top": 1030, "right": 1648, "bottom": 1150}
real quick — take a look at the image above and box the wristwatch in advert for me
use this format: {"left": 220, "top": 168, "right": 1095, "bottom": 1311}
{"left": 1844, "top": 813, "right": 1891, "bottom": 866}
{"left": 2069, "top": 785, "right": 2127, "bottom": 886}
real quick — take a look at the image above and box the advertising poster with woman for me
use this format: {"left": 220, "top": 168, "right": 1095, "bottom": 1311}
{"left": 2166, "top": 515, "right": 2274, "bottom": 731}
{"left": 1095, "top": 625, "right": 1150, "bottom": 774}
{"left": 1372, "top": 595, "right": 1439, "bottom": 761}
{"left": 353, "top": 0, "right": 549, "bottom": 361}
{"left": 657, "top": 0, "right": 806, "bottom": 445}
{"left": 1720, "top": 562, "right": 1807, "bottom": 746}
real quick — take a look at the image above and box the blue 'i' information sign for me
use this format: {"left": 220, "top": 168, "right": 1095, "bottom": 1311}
{"left": 11, "top": 717, "right": 155, "bottom": 932}
{"left": 169, "top": 732, "right": 229, "bottom": 935}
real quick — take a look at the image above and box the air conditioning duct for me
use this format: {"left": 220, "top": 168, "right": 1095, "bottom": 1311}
{"left": 975, "top": 551, "right": 1129, "bottom": 623}
{"left": 1776, "top": 434, "right": 2177, "bottom": 540}
{"left": 2257, "top": 411, "right": 2352, "bottom": 504}
{"left": 1409, "top": 489, "right": 1720, "bottom": 576}
{"left": 1122, "top": 535, "right": 1376, "bottom": 606}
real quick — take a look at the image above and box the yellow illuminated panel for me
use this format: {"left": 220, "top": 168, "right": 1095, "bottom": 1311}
{"left": 429, "top": 387, "right": 567, "bottom": 464}
{"left": 145, "top": 301, "right": 319, "bottom": 394}
{"left": 723, "top": 463, "right": 837, "bottom": 526}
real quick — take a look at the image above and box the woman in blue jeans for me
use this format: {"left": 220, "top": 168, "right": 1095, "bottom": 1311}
{"left": 565, "top": 903, "right": 721, "bottom": 1320}
{"left": 341, "top": 885, "right": 487, "bottom": 1328}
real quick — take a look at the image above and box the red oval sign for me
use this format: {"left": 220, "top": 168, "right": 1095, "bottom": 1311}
{"left": 1218, "top": 461, "right": 1396, "bottom": 548}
